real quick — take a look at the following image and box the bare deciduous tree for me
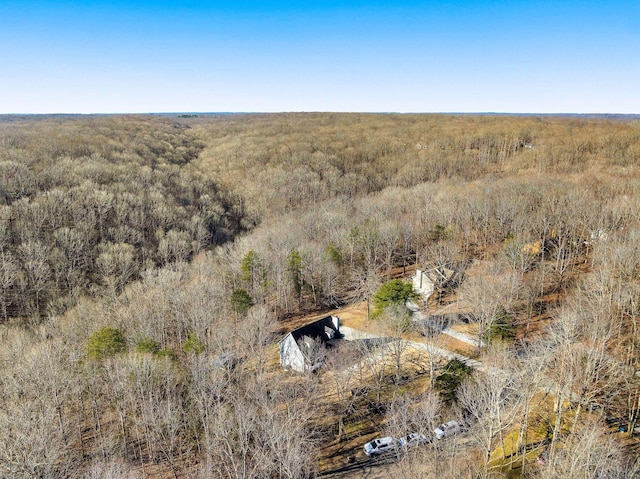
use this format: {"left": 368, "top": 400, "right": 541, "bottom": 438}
{"left": 96, "top": 242, "right": 137, "bottom": 300}
{"left": 458, "top": 357, "right": 519, "bottom": 477}
{"left": 0, "top": 251, "right": 18, "bottom": 321}
{"left": 459, "top": 263, "right": 520, "bottom": 352}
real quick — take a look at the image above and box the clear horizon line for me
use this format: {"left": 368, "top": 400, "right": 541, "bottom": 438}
{"left": 2, "top": 111, "right": 639, "bottom": 117}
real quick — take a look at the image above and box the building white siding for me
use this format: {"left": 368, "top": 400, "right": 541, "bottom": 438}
{"left": 279, "top": 333, "right": 306, "bottom": 372}
{"left": 413, "top": 269, "right": 436, "bottom": 298}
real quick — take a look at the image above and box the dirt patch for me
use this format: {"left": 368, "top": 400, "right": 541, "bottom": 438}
{"left": 276, "top": 302, "right": 376, "bottom": 339}
{"left": 435, "top": 334, "right": 480, "bottom": 358}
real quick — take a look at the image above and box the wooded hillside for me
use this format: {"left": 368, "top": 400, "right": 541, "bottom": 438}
{"left": 1, "top": 113, "right": 639, "bottom": 478}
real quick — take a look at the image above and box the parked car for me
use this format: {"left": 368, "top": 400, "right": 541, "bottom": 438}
{"left": 397, "top": 433, "right": 430, "bottom": 448}
{"left": 433, "top": 420, "right": 462, "bottom": 439}
{"left": 363, "top": 436, "right": 396, "bottom": 456}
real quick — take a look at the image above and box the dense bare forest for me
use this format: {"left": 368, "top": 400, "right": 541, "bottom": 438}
{"left": 1, "top": 113, "right": 640, "bottom": 478}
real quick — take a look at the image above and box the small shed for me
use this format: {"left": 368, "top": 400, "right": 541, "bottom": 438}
{"left": 413, "top": 267, "right": 454, "bottom": 300}
{"left": 279, "top": 315, "right": 341, "bottom": 372}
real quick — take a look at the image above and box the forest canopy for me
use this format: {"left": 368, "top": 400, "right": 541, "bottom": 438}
{"left": 0, "top": 116, "right": 247, "bottom": 319}
{"left": 1, "top": 113, "right": 640, "bottom": 478}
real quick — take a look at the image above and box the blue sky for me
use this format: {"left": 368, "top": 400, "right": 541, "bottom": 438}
{"left": 1, "top": 0, "right": 638, "bottom": 113}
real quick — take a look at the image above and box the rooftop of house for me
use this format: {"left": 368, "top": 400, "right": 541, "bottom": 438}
{"left": 282, "top": 315, "right": 341, "bottom": 343}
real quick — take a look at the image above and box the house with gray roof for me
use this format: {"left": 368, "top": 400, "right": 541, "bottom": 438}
{"left": 279, "top": 315, "right": 341, "bottom": 372}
